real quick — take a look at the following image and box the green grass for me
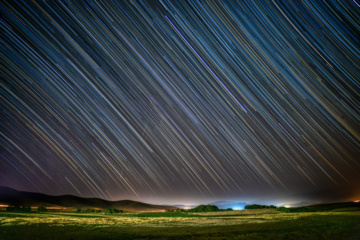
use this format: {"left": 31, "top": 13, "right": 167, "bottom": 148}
{"left": 1, "top": 209, "right": 359, "bottom": 240}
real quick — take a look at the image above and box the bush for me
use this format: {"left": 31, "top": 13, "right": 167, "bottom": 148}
{"left": 105, "top": 208, "right": 123, "bottom": 214}
{"left": 276, "top": 206, "right": 290, "bottom": 212}
{"left": 188, "top": 205, "right": 220, "bottom": 212}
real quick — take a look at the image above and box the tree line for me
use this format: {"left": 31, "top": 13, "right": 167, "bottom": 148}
{"left": 186, "top": 205, "right": 233, "bottom": 212}
{"left": 5, "top": 204, "right": 123, "bottom": 214}
{"left": 244, "top": 204, "right": 276, "bottom": 209}
{"left": 5, "top": 205, "right": 47, "bottom": 212}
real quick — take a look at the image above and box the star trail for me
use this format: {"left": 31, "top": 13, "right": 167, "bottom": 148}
{"left": 1, "top": 0, "right": 359, "bottom": 204}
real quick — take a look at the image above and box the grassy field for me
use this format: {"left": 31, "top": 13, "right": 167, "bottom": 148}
{"left": 1, "top": 209, "right": 359, "bottom": 239}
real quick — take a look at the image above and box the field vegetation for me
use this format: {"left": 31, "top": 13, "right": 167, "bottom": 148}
{"left": 0, "top": 204, "right": 359, "bottom": 239}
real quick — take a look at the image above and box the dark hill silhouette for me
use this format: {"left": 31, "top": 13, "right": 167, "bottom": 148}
{"left": 295, "top": 201, "right": 360, "bottom": 211}
{"left": 0, "top": 186, "right": 177, "bottom": 211}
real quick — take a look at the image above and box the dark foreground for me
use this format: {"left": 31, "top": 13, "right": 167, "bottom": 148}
{"left": 1, "top": 209, "right": 359, "bottom": 240}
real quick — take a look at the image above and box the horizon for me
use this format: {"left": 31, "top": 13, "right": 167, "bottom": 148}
{"left": 1, "top": 185, "right": 359, "bottom": 209}
{"left": 1, "top": 1, "right": 359, "bottom": 207}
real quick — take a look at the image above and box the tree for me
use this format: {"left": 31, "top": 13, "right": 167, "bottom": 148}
{"left": 244, "top": 204, "right": 276, "bottom": 210}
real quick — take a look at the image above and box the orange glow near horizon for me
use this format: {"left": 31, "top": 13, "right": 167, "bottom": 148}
{"left": 29, "top": 206, "right": 68, "bottom": 209}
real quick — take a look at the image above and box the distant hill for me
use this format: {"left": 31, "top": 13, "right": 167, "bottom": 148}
{"left": 0, "top": 186, "right": 177, "bottom": 211}
{"left": 207, "top": 201, "right": 248, "bottom": 210}
{"left": 294, "top": 201, "right": 360, "bottom": 211}
{"left": 161, "top": 204, "right": 197, "bottom": 209}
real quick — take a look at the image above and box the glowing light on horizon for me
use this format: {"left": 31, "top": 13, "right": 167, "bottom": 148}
{"left": 232, "top": 206, "right": 244, "bottom": 210}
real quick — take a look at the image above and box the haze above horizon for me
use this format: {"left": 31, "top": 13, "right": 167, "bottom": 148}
{"left": 1, "top": 1, "right": 359, "bottom": 205}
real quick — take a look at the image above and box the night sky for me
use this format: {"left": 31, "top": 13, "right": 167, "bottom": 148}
{"left": 1, "top": 1, "right": 360, "bottom": 206}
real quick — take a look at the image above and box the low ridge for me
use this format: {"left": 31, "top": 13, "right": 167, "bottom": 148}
{"left": 0, "top": 186, "right": 177, "bottom": 211}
